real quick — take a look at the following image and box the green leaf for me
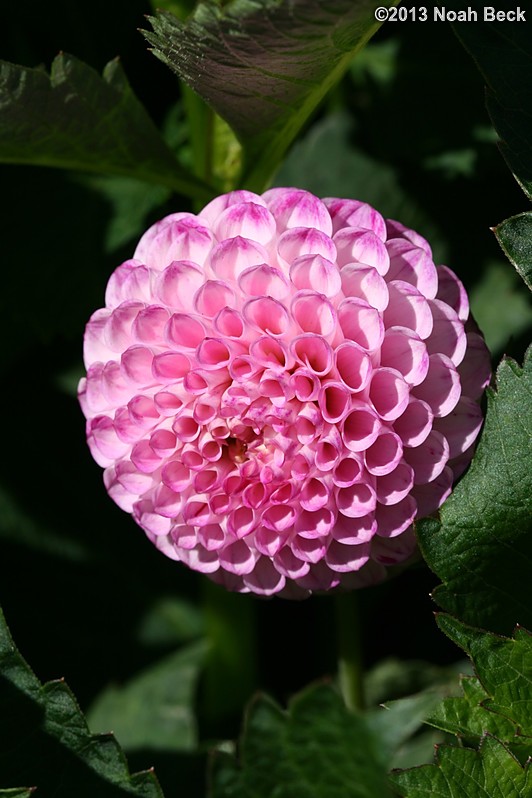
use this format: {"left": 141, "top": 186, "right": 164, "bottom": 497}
{"left": 87, "top": 642, "right": 207, "bottom": 752}
{"left": 144, "top": 1, "right": 397, "bottom": 192}
{"left": 0, "top": 790, "right": 35, "bottom": 797}
{"left": 416, "top": 348, "right": 532, "bottom": 634}
{"left": 392, "top": 735, "right": 530, "bottom": 797}
{"left": 453, "top": 20, "right": 532, "bottom": 199}
{"left": 494, "top": 213, "right": 532, "bottom": 293}
{"left": 377, "top": 620, "right": 532, "bottom": 796}
{"left": 0, "top": 606, "right": 165, "bottom": 797}
{"left": 428, "top": 676, "right": 519, "bottom": 749}
{"left": 436, "top": 617, "right": 532, "bottom": 743}
{"left": 0, "top": 54, "right": 213, "bottom": 199}
{"left": 209, "top": 684, "right": 392, "bottom": 798}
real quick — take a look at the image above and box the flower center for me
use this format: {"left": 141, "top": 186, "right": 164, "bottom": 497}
{"left": 227, "top": 436, "right": 248, "bottom": 464}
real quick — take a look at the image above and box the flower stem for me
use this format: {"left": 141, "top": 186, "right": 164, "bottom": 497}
{"left": 334, "top": 591, "right": 364, "bottom": 711}
{"left": 201, "top": 579, "right": 258, "bottom": 735}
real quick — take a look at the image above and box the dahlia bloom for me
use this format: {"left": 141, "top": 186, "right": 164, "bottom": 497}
{"left": 79, "top": 188, "right": 490, "bottom": 598}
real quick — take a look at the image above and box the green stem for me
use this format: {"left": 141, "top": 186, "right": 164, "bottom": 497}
{"left": 334, "top": 591, "right": 364, "bottom": 711}
{"left": 201, "top": 579, "right": 258, "bottom": 735}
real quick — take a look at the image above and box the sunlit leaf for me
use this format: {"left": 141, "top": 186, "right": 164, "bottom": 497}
{"left": 144, "top": 0, "right": 396, "bottom": 191}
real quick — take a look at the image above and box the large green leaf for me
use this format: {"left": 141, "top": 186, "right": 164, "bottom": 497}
{"left": 209, "top": 684, "right": 392, "bottom": 798}
{"left": 416, "top": 349, "right": 532, "bottom": 634}
{"left": 495, "top": 213, "right": 532, "bottom": 293}
{"left": 453, "top": 20, "right": 532, "bottom": 200}
{"left": 392, "top": 735, "right": 530, "bottom": 798}
{"left": 144, "top": 0, "right": 396, "bottom": 192}
{"left": 0, "top": 607, "right": 164, "bottom": 797}
{"left": 87, "top": 642, "right": 207, "bottom": 752}
{"left": 0, "top": 54, "right": 213, "bottom": 199}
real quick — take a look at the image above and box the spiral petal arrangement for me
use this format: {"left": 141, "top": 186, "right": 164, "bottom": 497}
{"left": 79, "top": 188, "right": 491, "bottom": 598}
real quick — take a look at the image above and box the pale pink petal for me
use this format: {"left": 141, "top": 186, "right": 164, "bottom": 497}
{"left": 324, "top": 198, "right": 387, "bottom": 241}
{"left": 213, "top": 202, "right": 276, "bottom": 246}
{"left": 289, "top": 253, "right": 342, "bottom": 297}
{"left": 457, "top": 332, "right": 491, "bottom": 399}
{"left": 433, "top": 397, "right": 483, "bottom": 458}
{"left": 334, "top": 227, "right": 390, "bottom": 274}
{"left": 385, "top": 239, "right": 438, "bottom": 299}
{"left": 264, "top": 188, "right": 333, "bottom": 235}
{"left": 384, "top": 281, "right": 434, "bottom": 340}
{"left": 243, "top": 557, "right": 286, "bottom": 595}
{"left": 325, "top": 539, "right": 370, "bottom": 572}
{"left": 436, "top": 264, "right": 469, "bottom": 321}
{"left": 337, "top": 298, "right": 384, "bottom": 351}
{"left": 426, "top": 299, "right": 467, "bottom": 366}
{"left": 279, "top": 228, "right": 337, "bottom": 265}
{"left": 340, "top": 264, "right": 389, "bottom": 311}
{"left": 413, "top": 353, "right": 461, "bottom": 417}
{"left": 380, "top": 327, "right": 429, "bottom": 387}
{"left": 393, "top": 398, "right": 433, "bottom": 448}
{"left": 412, "top": 466, "right": 453, "bottom": 517}
{"left": 403, "top": 430, "right": 450, "bottom": 484}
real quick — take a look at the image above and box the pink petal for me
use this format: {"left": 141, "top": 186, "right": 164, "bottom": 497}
{"left": 334, "top": 227, "right": 390, "bottom": 274}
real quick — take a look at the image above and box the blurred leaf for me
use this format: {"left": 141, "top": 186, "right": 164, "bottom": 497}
{"left": 209, "top": 684, "right": 392, "bottom": 798}
{"left": 0, "top": 54, "right": 213, "bottom": 199}
{"left": 87, "top": 642, "right": 207, "bottom": 752}
{"left": 453, "top": 21, "right": 532, "bottom": 199}
{"left": 389, "top": 728, "right": 444, "bottom": 771}
{"left": 364, "top": 658, "right": 470, "bottom": 706}
{"left": 136, "top": 597, "right": 204, "bottom": 647}
{"left": 274, "top": 111, "right": 447, "bottom": 262}
{"left": 469, "top": 260, "right": 532, "bottom": 354}
{"left": 0, "top": 790, "right": 34, "bottom": 797}
{"left": 0, "top": 485, "right": 88, "bottom": 562}
{"left": 392, "top": 735, "right": 529, "bottom": 797}
{"left": 367, "top": 690, "right": 444, "bottom": 764}
{"left": 423, "top": 149, "right": 477, "bottom": 180}
{"left": 349, "top": 38, "right": 400, "bottom": 87}
{"left": 0, "top": 606, "right": 165, "bottom": 797}
{"left": 417, "top": 349, "right": 532, "bottom": 634}
{"left": 495, "top": 213, "right": 532, "bottom": 293}
{"left": 366, "top": 660, "right": 468, "bottom": 770}
{"left": 149, "top": 0, "right": 197, "bottom": 21}
{"left": 77, "top": 175, "right": 171, "bottom": 253}
{"left": 144, "top": 1, "right": 397, "bottom": 192}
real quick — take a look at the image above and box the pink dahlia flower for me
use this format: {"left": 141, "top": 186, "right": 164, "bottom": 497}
{"left": 79, "top": 188, "right": 490, "bottom": 598}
